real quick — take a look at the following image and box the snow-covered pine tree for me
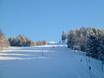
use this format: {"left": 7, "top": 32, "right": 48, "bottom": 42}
{"left": 86, "top": 28, "right": 103, "bottom": 59}
{"left": 61, "top": 31, "right": 67, "bottom": 43}
{"left": 67, "top": 30, "right": 75, "bottom": 49}
{"left": 86, "top": 34, "right": 99, "bottom": 58}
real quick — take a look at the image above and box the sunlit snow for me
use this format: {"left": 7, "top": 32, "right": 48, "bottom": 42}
{"left": 0, "top": 44, "right": 103, "bottom": 78}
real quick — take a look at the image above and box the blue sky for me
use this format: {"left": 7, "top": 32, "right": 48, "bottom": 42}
{"left": 0, "top": 0, "right": 104, "bottom": 41}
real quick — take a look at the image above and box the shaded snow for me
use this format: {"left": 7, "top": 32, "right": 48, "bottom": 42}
{"left": 0, "top": 45, "right": 104, "bottom": 78}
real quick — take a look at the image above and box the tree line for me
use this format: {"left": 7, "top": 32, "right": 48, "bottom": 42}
{"left": 0, "top": 30, "right": 47, "bottom": 50}
{"left": 61, "top": 27, "right": 104, "bottom": 61}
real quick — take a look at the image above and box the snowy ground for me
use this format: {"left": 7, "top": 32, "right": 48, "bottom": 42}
{"left": 0, "top": 44, "right": 104, "bottom": 78}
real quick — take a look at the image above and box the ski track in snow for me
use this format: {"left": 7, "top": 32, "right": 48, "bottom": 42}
{"left": 0, "top": 45, "right": 104, "bottom": 78}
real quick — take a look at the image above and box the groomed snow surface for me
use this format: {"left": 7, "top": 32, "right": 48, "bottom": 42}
{"left": 0, "top": 44, "right": 104, "bottom": 78}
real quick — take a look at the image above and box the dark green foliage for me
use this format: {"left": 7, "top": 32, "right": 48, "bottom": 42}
{"left": 8, "top": 37, "right": 20, "bottom": 46}
{"left": 61, "top": 31, "right": 67, "bottom": 43}
{"left": 86, "top": 35, "right": 100, "bottom": 58}
{"left": 67, "top": 31, "right": 75, "bottom": 49}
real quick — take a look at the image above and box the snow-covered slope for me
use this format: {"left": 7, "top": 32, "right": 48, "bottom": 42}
{"left": 0, "top": 45, "right": 104, "bottom": 78}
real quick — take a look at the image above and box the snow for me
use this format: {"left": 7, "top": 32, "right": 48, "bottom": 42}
{"left": 48, "top": 41, "right": 57, "bottom": 44}
{"left": 0, "top": 44, "right": 104, "bottom": 78}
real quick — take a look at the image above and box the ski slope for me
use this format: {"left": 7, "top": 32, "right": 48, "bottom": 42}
{"left": 0, "top": 44, "right": 104, "bottom": 78}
